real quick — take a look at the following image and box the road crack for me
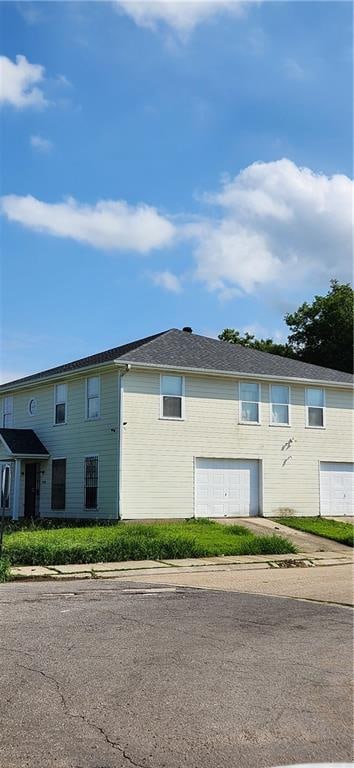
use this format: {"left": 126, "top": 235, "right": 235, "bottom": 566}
{"left": 16, "top": 662, "right": 148, "bottom": 768}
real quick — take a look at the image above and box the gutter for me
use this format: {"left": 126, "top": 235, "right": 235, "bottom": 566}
{"left": 113, "top": 360, "right": 353, "bottom": 390}
{"left": 117, "top": 364, "right": 131, "bottom": 520}
{"left": 0, "top": 360, "right": 118, "bottom": 394}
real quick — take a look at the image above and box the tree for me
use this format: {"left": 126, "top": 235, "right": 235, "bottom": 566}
{"left": 285, "top": 280, "right": 353, "bottom": 373}
{"left": 218, "top": 329, "right": 292, "bottom": 358}
{"left": 219, "top": 280, "right": 354, "bottom": 373}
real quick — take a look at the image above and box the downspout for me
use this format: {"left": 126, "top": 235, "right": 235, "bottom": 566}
{"left": 117, "top": 364, "right": 131, "bottom": 520}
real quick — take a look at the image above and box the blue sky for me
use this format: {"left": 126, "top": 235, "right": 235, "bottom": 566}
{"left": 1, "top": 0, "right": 352, "bottom": 382}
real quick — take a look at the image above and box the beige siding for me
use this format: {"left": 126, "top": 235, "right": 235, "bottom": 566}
{"left": 121, "top": 370, "right": 354, "bottom": 519}
{"left": 2, "top": 369, "right": 119, "bottom": 519}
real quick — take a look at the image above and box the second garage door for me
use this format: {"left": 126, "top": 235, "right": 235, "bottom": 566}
{"left": 195, "top": 458, "right": 259, "bottom": 518}
{"left": 320, "top": 462, "right": 354, "bottom": 516}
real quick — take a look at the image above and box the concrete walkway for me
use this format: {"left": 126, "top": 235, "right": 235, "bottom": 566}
{"left": 10, "top": 549, "right": 353, "bottom": 582}
{"left": 220, "top": 516, "right": 352, "bottom": 553}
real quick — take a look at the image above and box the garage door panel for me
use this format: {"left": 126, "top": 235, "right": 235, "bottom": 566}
{"left": 320, "top": 462, "right": 354, "bottom": 516}
{"left": 195, "top": 458, "right": 259, "bottom": 518}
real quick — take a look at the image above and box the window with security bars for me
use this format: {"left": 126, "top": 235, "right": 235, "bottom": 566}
{"left": 85, "top": 456, "right": 98, "bottom": 509}
{"left": 51, "top": 459, "right": 66, "bottom": 510}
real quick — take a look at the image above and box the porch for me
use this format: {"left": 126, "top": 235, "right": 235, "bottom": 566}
{"left": 0, "top": 429, "right": 49, "bottom": 520}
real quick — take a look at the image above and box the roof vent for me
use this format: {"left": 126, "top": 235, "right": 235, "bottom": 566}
{"left": 182, "top": 326, "right": 193, "bottom": 333}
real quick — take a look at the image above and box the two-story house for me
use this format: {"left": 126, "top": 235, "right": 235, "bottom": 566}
{"left": 0, "top": 328, "right": 353, "bottom": 521}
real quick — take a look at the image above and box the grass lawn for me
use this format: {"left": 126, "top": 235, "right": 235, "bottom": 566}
{"left": 275, "top": 517, "right": 354, "bottom": 547}
{"left": 3, "top": 519, "right": 296, "bottom": 566}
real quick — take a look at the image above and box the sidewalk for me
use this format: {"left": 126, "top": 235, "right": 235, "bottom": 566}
{"left": 10, "top": 550, "right": 353, "bottom": 582}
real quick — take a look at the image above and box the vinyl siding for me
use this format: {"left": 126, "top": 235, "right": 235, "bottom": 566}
{"left": 121, "top": 370, "right": 354, "bottom": 519}
{"left": 1, "top": 369, "right": 119, "bottom": 519}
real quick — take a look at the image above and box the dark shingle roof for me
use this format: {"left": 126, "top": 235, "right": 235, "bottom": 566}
{"left": 0, "top": 328, "right": 352, "bottom": 388}
{"left": 0, "top": 429, "right": 49, "bottom": 456}
{"left": 118, "top": 329, "right": 353, "bottom": 384}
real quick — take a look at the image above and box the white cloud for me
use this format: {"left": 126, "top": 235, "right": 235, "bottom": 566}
{"left": 30, "top": 135, "right": 53, "bottom": 153}
{"left": 195, "top": 159, "right": 353, "bottom": 295}
{"left": 284, "top": 57, "right": 306, "bottom": 81}
{"left": 151, "top": 270, "right": 182, "bottom": 292}
{"left": 0, "top": 195, "right": 176, "bottom": 253}
{"left": 116, "top": 0, "right": 246, "bottom": 38}
{"left": 1, "top": 159, "right": 352, "bottom": 298}
{"left": 56, "top": 74, "right": 72, "bottom": 88}
{"left": 16, "top": 2, "right": 43, "bottom": 25}
{"left": 0, "top": 54, "right": 47, "bottom": 108}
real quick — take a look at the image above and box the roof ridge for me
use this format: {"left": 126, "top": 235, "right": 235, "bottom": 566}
{"left": 115, "top": 328, "right": 173, "bottom": 359}
{"left": 184, "top": 328, "right": 351, "bottom": 378}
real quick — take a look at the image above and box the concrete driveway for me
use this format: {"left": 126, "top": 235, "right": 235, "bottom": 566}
{"left": 218, "top": 517, "right": 352, "bottom": 554}
{"left": 0, "top": 579, "right": 352, "bottom": 768}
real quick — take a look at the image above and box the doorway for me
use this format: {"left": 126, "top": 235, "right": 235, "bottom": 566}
{"left": 24, "top": 463, "right": 40, "bottom": 518}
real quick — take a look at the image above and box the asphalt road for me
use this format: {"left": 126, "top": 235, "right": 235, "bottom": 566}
{"left": 0, "top": 580, "right": 352, "bottom": 768}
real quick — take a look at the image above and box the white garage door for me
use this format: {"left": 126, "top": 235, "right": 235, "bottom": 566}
{"left": 195, "top": 458, "right": 259, "bottom": 518}
{"left": 320, "top": 462, "right": 354, "bottom": 516}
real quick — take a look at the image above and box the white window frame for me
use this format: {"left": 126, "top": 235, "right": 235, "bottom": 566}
{"left": 53, "top": 383, "right": 67, "bottom": 426}
{"left": 84, "top": 455, "right": 99, "bottom": 510}
{"left": 239, "top": 381, "right": 261, "bottom": 425}
{"left": 305, "top": 387, "right": 326, "bottom": 429}
{"left": 2, "top": 396, "right": 13, "bottom": 428}
{"left": 86, "top": 376, "right": 100, "bottom": 420}
{"left": 160, "top": 374, "right": 185, "bottom": 420}
{"left": 269, "top": 384, "right": 291, "bottom": 427}
{"left": 28, "top": 397, "right": 38, "bottom": 417}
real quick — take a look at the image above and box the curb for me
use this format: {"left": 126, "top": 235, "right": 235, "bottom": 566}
{"left": 8, "top": 553, "right": 353, "bottom": 582}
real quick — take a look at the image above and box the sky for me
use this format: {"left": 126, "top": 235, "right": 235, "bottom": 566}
{"left": 0, "top": 0, "right": 353, "bottom": 383}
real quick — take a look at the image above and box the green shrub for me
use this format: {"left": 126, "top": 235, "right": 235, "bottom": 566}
{"left": 0, "top": 557, "right": 10, "bottom": 582}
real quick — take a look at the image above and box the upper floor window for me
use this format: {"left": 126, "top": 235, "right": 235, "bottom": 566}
{"left": 54, "top": 384, "right": 67, "bottom": 425}
{"left": 306, "top": 387, "right": 325, "bottom": 428}
{"left": 270, "top": 385, "right": 290, "bottom": 425}
{"left": 2, "top": 396, "right": 13, "bottom": 428}
{"left": 28, "top": 397, "right": 38, "bottom": 416}
{"left": 86, "top": 376, "right": 100, "bottom": 419}
{"left": 239, "top": 382, "right": 260, "bottom": 423}
{"left": 84, "top": 456, "right": 98, "bottom": 509}
{"left": 51, "top": 459, "right": 66, "bottom": 510}
{"left": 161, "top": 375, "right": 183, "bottom": 419}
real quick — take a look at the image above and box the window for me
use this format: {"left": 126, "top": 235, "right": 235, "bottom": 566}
{"left": 161, "top": 375, "right": 183, "bottom": 419}
{"left": 2, "top": 396, "right": 13, "bottom": 428}
{"left": 306, "top": 387, "right": 325, "bottom": 427}
{"left": 86, "top": 376, "right": 100, "bottom": 419}
{"left": 51, "top": 459, "right": 66, "bottom": 510}
{"left": 54, "top": 384, "right": 67, "bottom": 424}
{"left": 28, "top": 398, "right": 37, "bottom": 416}
{"left": 270, "top": 385, "right": 290, "bottom": 425}
{"left": 239, "top": 382, "right": 260, "bottom": 423}
{"left": 84, "top": 456, "right": 98, "bottom": 509}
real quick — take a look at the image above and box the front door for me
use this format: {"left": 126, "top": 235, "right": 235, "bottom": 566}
{"left": 24, "top": 463, "right": 39, "bottom": 518}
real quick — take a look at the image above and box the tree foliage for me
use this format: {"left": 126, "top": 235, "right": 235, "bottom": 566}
{"left": 218, "top": 329, "right": 292, "bottom": 358}
{"left": 219, "top": 281, "right": 354, "bottom": 373}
